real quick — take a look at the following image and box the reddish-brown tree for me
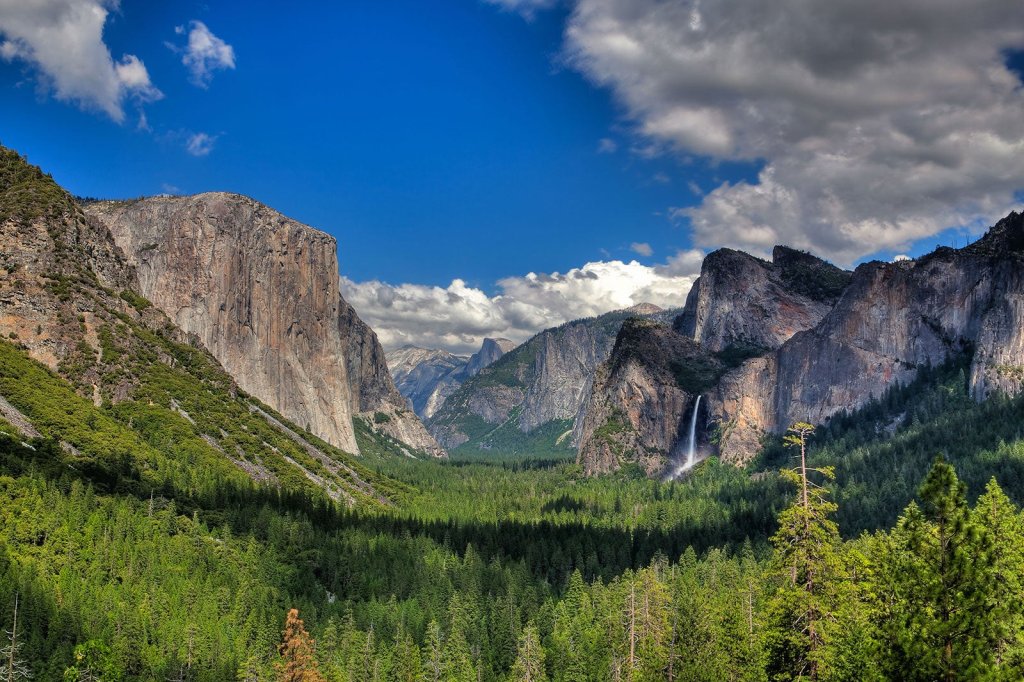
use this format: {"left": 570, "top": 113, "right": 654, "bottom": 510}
{"left": 276, "top": 609, "right": 325, "bottom": 682}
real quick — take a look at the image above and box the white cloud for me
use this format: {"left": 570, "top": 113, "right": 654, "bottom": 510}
{"left": 341, "top": 252, "right": 701, "bottom": 354}
{"left": 0, "top": 0, "right": 161, "bottom": 122}
{"left": 484, "top": 0, "right": 558, "bottom": 18}
{"left": 173, "top": 20, "right": 234, "bottom": 88}
{"left": 185, "top": 132, "right": 216, "bottom": 156}
{"left": 630, "top": 241, "right": 653, "bottom": 257}
{"left": 597, "top": 137, "right": 618, "bottom": 154}
{"left": 564, "top": 0, "right": 1024, "bottom": 265}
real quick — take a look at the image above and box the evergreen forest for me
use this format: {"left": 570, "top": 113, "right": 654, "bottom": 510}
{"left": 3, "top": 332, "right": 1024, "bottom": 680}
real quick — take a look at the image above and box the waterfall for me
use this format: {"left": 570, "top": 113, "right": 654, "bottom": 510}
{"left": 668, "top": 395, "right": 702, "bottom": 480}
{"left": 686, "top": 395, "right": 702, "bottom": 468}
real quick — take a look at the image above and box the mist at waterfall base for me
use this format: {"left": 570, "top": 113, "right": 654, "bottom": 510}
{"left": 666, "top": 396, "right": 703, "bottom": 481}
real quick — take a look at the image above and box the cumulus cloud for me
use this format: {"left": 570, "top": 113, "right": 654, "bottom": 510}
{"left": 341, "top": 252, "right": 702, "bottom": 354}
{"left": 630, "top": 241, "right": 653, "bottom": 257}
{"left": 172, "top": 20, "right": 234, "bottom": 87}
{"left": 185, "top": 131, "right": 216, "bottom": 156}
{"left": 564, "top": 0, "right": 1024, "bottom": 265}
{"left": 0, "top": 0, "right": 161, "bottom": 122}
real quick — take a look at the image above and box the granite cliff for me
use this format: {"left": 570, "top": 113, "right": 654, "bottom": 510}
{"left": 578, "top": 213, "right": 1024, "bottom": 475}
{"left": 675, "top": 246, "right": 849, "bottom": 353}
{"left": 428, "top": 305, "right": 671, "bottom": 455}
{"left": 0, "top": 144, "right": 398, "bottom": 504}
{"left": 713, "top": 212, "right": 1024, "bottom": 463}
{"left": 574, "top": 318, "right": 715, "bottom": 476}
{"left": 83, "top": 193, "right": 444, "bottom": 458}
{"left": 387, "top": 346, "right": 469, "bottom": 418}
{"left": 576, "top": 245, "right": 849, "bottom": 473}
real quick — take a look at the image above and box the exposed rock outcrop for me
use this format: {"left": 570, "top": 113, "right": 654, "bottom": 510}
{"left": 387, "top": 346, "right": 469, "bottom": 417}
{"left": 578, "top": 247, "right": 850, "bottom": 474}
{"left": 0, "top": 144, "right": 398, "bottom": 502}
{"left": 84, "top": 193, "right": 444, "bottom": 457}
{"left": 579, "top": 212, "right": 1024, "bottom": 474}
{"left": 713, "top": 212, "right": 1024, "bottom": 463}
{"left": 465, "top": 337, "right": 516, "bottom": 376}
{"left": 575, "top": 319, "right": 713, "bottom": 476}
{"left": 0, "top": 147, "right": 139, "bottom": 384}
{"left": 676, "top": 246, "right": 848, "bottom": 352}
{"left": 386, "top": 337, "right": 514, "bottom": 420}
{"left": 428, "top": 306, "right": 670, "bottom": 453}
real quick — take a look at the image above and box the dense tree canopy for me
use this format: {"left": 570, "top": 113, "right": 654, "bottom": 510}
{"left": 2, "top": 336, "right": 1024, "bottom": 679}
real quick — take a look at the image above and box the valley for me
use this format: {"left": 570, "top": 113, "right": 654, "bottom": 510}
{"left": 3, "top": 143, "right": 1024, "bottom": 680}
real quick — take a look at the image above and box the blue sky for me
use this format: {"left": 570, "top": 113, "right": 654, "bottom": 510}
{"left": 0, "top": 0, "right": 751, "bottom": 288}
{"left": 2, "top": 0, "right": 1023, "bottom": 352}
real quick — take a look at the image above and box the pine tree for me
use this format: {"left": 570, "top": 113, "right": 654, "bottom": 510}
{"left": 874, "top": 459, "right": 997, "bottom": 681}
{"left": 386, "top": 626, "right": 420, "bottom": 682}
{"left": 764, "top": 422, "right": 843, "bottom": 681}
{"left": 510, "top": 624, "right": 547, "bottom": 682}
{"left": 275, "top": 609, "right": 324, "bottom": 682}
{"left": 1, "top": 594, "right": 31, "bottom": 682}
{"left": 420, "top": 621, "right": 444, "bottom": 682}
{"left": 973, "top": 478, "right": 1024, "bottom": 677}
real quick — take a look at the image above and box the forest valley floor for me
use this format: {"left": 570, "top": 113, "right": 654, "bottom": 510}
{"left": 3, "top": 342, "right": 1024, "bottom": 681}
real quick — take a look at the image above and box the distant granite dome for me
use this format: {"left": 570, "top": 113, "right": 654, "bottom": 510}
{"left": 427, "top": 305, "right": 674, "bottom": 454}
{"left": 624, "top": 302, "right": 664, "bottom": 316}
{"left": 386, "top": 337, "right": 514, "bottom": 420}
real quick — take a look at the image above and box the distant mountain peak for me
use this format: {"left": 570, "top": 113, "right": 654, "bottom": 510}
{"left": 965, "top": 210, "right": 1024, "bottom": 255}
{"left": 625, "top": 302, "right": 664, "bottom": 316}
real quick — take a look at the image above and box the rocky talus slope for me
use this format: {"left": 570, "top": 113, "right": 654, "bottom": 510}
{"left": 84, "top": 194, "right": 444, "bottom": 458}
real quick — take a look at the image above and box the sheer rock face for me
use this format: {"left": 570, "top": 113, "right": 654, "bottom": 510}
{"left": 84, "top": 193, "right": 444, "bottom": 457}
{"left": 518, "top": 323, "right": 615, "bottom": 434}
{"left": 713, "top": 212, "right": 1024, "bottom": 464}
{"left": 577, "top": 248, "right": 847, "bottom": 474}
{"left": 465, "top": 338, "right": 516, "bottom": 377}
{"left": 427, "top": 308, "right": 666, "bottom": 452}
{"left": 676, "top": 246, "right": 848, "bottom": 353}
{"left": 575, "top": 319, "right": 708, "bottom": 476}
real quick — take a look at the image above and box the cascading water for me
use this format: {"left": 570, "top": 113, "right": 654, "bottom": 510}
{"left": 668, "top": 395, "right": 702, "bottom": 480}
{"left": 685, "top": 394, "right": 702, "bottom": 469}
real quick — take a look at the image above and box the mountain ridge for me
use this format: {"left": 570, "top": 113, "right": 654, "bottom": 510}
{"left": 576, "top": 213, "right": 1024, "bottom": 475}
{"left": 427, "top": 305, "right": 678, "bottom": 456}
{"left": 0, "top": 143, "right": 406, "bottom": 504}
